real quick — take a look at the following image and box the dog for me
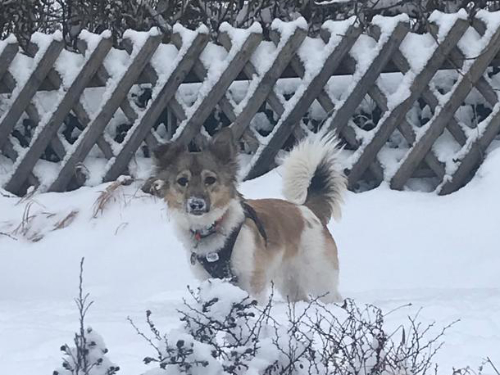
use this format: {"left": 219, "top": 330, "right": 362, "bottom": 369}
{"left": 152, "top": 128, "right": 346, "bottom": 303}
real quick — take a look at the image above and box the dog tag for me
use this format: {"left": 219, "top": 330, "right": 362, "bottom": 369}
{"left": 206, "top": 252, "right": 219, "bottom": 263}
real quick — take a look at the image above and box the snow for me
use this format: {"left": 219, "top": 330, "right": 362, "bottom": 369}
{"left": 271, "top": 17, "right": 307, "bottom": 37}
{"left": 172, "top": 23, "right": 262, "bottom": 141}
{"left": 428, "top": 10, "right": 467, "bottom": 42}
{"left": 4, "top": 32, "right": 60, "bottom": 101}
{"left": 399, "top": 33, "right": 436, "bottom": 74}
{"left": 233, "top": 18, "right": 310, "bottom": 115}
{"left": 476, "top": 9, "right": 500, "bottom": 30}
{"left": 1, "top": 145, "right": 500, "bottom": 374}
{"left": 241, "top": 18, "right": 360, "bottom": 176}
{"left": 102, "top": 25, "right": 205, "bottom": 175}
{"left": 457, "top": 10, "right": 500, "bottom": 65}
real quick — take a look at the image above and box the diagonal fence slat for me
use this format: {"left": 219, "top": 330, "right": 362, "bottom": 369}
{"left": 4, "top": 35, "right": 113, "bottom": 195}
{"left": 315, "top": 38, "right": 385, "bottom": 182}
{"left": 173, "top": 31, "right": 262, "bottom": 145}
{"left": 439, "top": 106, "right": 500, "bottom": 195}
{"left": 390, "top": 23, "right": 500, "bottom": 191}
{"left": 437, "top": 21, "right": 500, "bottom": 195}
{"left": 223, "top": 27, "right": 307, "bottom": 139}
{"left": 170, "top": 31, "right": 239, "bottom": 136}
{"left": 367, "top": 81, "right": 446, "bottom": 180}
{"left": 326, "top": 22, "right": 409, "bottom": 137}
{"left": 122, "top": 37, "right": 187, "bottom": 146}
{"left": 1, "top": 71, "right": 68, "bottom": 162}
{"left": 245, "top": 23, "right": 363, "bottom": 180}
{"left": 103, "top": 32, "right": 209, "bottom": 182}
{"left": 75, "top": 39, "right": 142, "bottom": 156}
{"left": 39, "top": 39, "right": 116, "bottom": 160}
{"left": 0, "top": 15, "right": 499, "bottom": 196}
{"left": 346, "top": 19, "right": 468, "bottom": 187}
{"left": 0, "top": 40, "right": 18, "bottom": 81}
{"left": 0, "top": 38, "right": 64, "bottom": 152}
{"left": 278, "top": 29, "right": 385, "bottom": 182}
{"left": 48, "top": 33, "right": 163, "bottom": 192}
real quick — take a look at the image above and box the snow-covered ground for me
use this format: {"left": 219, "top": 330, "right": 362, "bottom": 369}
{"left": 1, "top": 148, "right": 500, "bottom": 375}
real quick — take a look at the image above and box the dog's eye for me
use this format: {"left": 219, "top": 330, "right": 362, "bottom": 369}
{"left": 205, "top": 176, "right": 216, "bottom": 186}
{"left": 177, "top": 177, "right": 189, "bottom": 187}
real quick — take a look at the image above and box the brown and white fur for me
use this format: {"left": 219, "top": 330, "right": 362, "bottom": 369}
{"left": 153, "top": 128, "right": 346, "bottom": 303}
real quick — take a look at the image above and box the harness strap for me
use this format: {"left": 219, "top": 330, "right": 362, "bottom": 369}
{"left": 242, "top": 202, "right": 268, "bottom": 244}
{"left": 194, "top": 201, "right": 267, "bottom": 281}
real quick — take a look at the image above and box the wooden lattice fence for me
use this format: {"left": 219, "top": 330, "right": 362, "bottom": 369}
{"left": 1, "top": 12, "right": 500, "bottom": 196}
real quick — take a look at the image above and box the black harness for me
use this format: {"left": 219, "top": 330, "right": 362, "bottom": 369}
{"left": 190, "top": 202, "right": 267, "bottom": 281}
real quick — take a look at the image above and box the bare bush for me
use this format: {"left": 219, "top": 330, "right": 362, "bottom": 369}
{"left": 53, "top": 258, "right": 120, "bottom": 375}
{"left": 3, "top": 0, "right": 500, "bottom": 47}
{"left": 133, "top": 279, "right": 461, "bottom": 375}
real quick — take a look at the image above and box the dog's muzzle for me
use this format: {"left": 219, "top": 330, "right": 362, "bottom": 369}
{"left": 187, "top": 197, "right": 208, "bottom": 216}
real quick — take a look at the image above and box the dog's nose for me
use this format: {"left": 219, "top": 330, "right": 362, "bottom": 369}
{"left": 187, "top": 197, "right": 207, "bottom": 215}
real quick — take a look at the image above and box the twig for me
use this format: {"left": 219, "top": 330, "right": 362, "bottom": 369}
{"left": 0, "top": 232, "right": 18, "bottom": 241}
{"left": 487, "top": 358, "right": 500, "bottom": 375}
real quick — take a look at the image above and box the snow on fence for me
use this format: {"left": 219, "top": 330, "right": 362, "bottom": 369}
{"left": 1, "top": 11, "right": 500, "bottom": 196}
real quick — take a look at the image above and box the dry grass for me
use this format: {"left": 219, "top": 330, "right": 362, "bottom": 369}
{"left": 16, "top": 186, "right": 37, "bottom": 206}
{"left": 53, "top": 210, "right": 79, "bottom": 230}
{"left": 12, "top": 201, "right": 39, "bottom": 239}
{"left": 5, "top": 200, "right": 80, "bottom": 242}
{"left": 92, "top": 176, "right": 133, "bottom": 218}
{"left": 0, "top": 232, "right": 17, "bottom": 241}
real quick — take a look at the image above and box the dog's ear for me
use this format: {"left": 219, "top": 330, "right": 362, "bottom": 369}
{"left": 153, "top": 142, "right": 186, "bottom": 170}
{"left": 208, "top": 127, "right": 237, "bottom": 164}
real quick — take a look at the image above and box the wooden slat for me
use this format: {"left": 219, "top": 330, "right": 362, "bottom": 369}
{"left": 431, "top": 22, "right": 498, "bottom": 109}
{"left": 2, "top": 139, "right": 39, "bottom": 187}
{"left": 119, "top": 39, "right": 186, "bottom": 150}
{"left": 173, "top": 31, "right": 262, "bottom": 145}
{"left": 121, "top": 38, "right": 187, "bottom": 149}
{"left": 0, "top": 41, "right": 19, "bottom": 80}
{"left": 266, "top": 28, "right": 324, "bottom": 141}
{"left": 0, "top": 37, "right": 63, "bottom": 151}
{"left": 436, "top": 20, "right": 500, "bottom": 195}
{"left": 222, "top": 28, "right": 307, "bottom": 139}
{"left": 5, "top": 51, "right": 500, "bottom": 95}
{"left": 27, "top": 41, "right": 115, "bottom": 160}
{"left": 172, "top": 33, "right": 237, "bottom": 123}
{"left": 232, "top": 30, "right": 306, "bottom": 144}
{"left": 367, "top": 83, "right": 446, "bottom": 179}
{"left": 1, "top": 71, "right": 68, "bottom": 161}
{"left": 390, "top": 24, "right": 500, "bottom": 190}
{"left": 103, "top": 32, "right": 208, "bottom": 182}
{"left": 245, "top": 24, "right": 362, "bottom": 180}
{"left": 419, "top": 89, "right": 467, "bottom": 146}
{"left": 4, "top": 36, "right": 113, "bottom": 194}
{"left": 325, "top": 22, "right": 409, "bottom": 136}
{"left": 438, "top": 106, "right": 500, "bottom": 195}
{"left": 26, "top": 41, "right": 113, "bottom": 160}
{"left": 75, "top": 40, "right": 138, "bottom": 157}
{"left": 314, "top": 38, "right": 384, "bottom": 183}
{"left": 367, "top": 31, "right": 467, "bottom": 148}
{"left": 347, "top": 20, "right": 468, "bottom": 187}
{"left": 48, "top": 33, "right": 162, "bottom": 192}
{"left": 272, "top": 30, "right": 384, "bottom": 182}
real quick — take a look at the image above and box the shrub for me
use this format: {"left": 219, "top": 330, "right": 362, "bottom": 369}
{"left": 133, "top": 279, "right": 457, "bottom": 375}
{"left": 53, "top": 258, "right": 120, "bottom": 375}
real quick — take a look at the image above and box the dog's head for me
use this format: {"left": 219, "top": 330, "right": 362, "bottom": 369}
{"left": 152, "top": 128, "right": 239, "bottom": 220}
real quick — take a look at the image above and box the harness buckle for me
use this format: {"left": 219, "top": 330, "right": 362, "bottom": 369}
{"left": 206, "top": 252, "right": 219, "bottom": 263}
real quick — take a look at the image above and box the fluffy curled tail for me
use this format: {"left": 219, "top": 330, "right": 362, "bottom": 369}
{"left": 281, "top": 134, "right": 346, "bottom": 224}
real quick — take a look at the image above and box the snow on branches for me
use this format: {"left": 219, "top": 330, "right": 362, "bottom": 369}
{"left": 53, "top": 258, "right": 120, "bottom": 375}
{"left": 132, "top": 279, "right": 457, "bottom": 375}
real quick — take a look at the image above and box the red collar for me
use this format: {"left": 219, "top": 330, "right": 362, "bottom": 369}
{"left": 191, "top": 216, "right": 225, "bottom": 242}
